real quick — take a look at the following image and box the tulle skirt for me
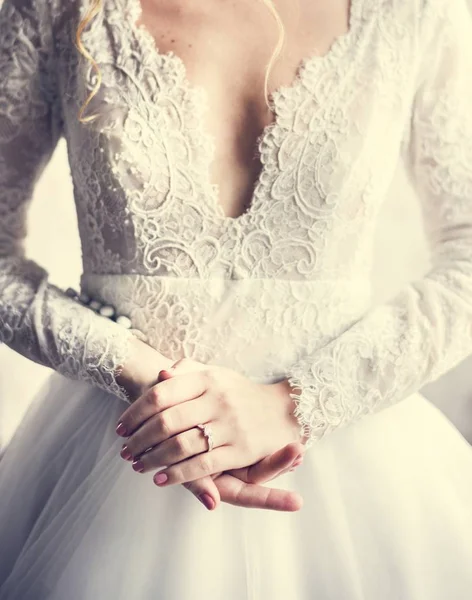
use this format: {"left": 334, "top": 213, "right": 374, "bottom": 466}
{"left": 1, "top": 372, "right": 472, "bottom": 600}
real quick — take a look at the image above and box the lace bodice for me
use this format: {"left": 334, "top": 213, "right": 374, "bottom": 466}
{"left": 1, "top": 0, "right": 471, "bottom": 448}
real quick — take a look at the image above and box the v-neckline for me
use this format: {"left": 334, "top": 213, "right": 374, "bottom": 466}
{"left": 125, "top": 0, "right": 363, "bottom": 226}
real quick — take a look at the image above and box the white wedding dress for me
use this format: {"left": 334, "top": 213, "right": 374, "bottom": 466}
{"left": 1, "top": 0, "right": 472, "bottom": 598}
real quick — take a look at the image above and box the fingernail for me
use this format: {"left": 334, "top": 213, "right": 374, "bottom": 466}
{"left": 120, "top": 445, "right": 133, "bottom": 461}
{"left": 154, "top": 472, "right": 168, "bottom": 485}
{"left": 198, "top": 493, "right": 215, "bottom": 510}
{"left": 132, "top": 460, "right": 144, "bottom": 473}
{"left": 116, "top": 422, "right": 127, "bottom": 436}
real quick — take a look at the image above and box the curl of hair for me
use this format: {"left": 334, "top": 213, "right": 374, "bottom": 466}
{"left": 76, "top": 0, "right": 285, "bottom": 124}
{"left": 75, "top": 0, "right": 103, "bottom": 123}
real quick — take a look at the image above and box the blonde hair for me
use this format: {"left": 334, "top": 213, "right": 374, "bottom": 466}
{"left": 76, "top": 0, "right": 285, "bottom": 124}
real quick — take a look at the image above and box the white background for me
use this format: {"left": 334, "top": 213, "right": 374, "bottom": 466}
{"left": 1, "top": 3, "right": 472, "bottom": 449}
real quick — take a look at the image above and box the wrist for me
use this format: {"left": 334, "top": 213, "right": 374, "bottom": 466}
{"left": 271, "top": 378, "right": 309, "bottom": 446}
{"left": 116, "top": 336, "right": 173, "bottom": 401}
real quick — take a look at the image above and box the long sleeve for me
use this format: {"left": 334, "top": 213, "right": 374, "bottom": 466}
{"left": 286, "top": 0, "right": 472, "bottom": 449}
{"left": 0, "top": 0, "right": 134, "bottom": 401}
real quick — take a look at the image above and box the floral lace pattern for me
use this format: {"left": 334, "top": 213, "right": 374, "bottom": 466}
{"left": 81, "top": 272, "right": 372, "bottom": 385}
{"left": 286, "top": 0, "right": 472, "bottom": 447}
{"left": 0, "top": 0, "right": 133, "bottom": 401}
{"left": 1, "top": 0, "right": 472, "bottom": 445}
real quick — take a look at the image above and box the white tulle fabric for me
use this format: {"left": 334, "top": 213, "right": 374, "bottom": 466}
{"left": 2, "top": 377, "right": 472, "bottom": 600}
{"left": 1, "top": 0, "right": 472, "bottom": 597}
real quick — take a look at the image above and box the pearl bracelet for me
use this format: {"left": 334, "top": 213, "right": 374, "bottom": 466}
{"left": 65, "top": 287, "right": 133, "bottom": 329}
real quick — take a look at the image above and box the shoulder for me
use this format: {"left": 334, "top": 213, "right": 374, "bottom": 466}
{"left": 0, "top": 0, "right": 52, "bottom": 50}
{"left": 376, "top": 0, "right": 467, "bottom": 49}
{"left": 2, "top": 0, "right": 52, "bottom": 21}
{"left": 4, "top": 0, "right": 82, "bottom": 27}
{"left": 0, "top": 0, "right": 58, "bottom": 39}
{"left": 416, "top": 0, "right": 470, "bottom": 50}
{"left": 415, "top": 0, "right": 467, "bottom": 30}
{"left": 368, "top": 0, "right": 443, "bottom": 43}
{"left": 375, "top": 0, "right": 452, "bottom": 29}
{"left": 2, "top": 0, "right": 84, "bottom": 49}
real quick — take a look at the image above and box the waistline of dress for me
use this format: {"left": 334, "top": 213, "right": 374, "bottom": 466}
{"left": 78, "top": 273, "right": 374, "bottom": 380}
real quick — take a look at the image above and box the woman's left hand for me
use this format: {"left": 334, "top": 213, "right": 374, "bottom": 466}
{"left": 116, "top": 359, "right": 304, "bottom": 487}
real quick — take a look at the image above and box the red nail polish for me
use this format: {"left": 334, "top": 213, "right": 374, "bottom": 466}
{"left": 120, "top": 445, "right": 133, "bottom": 461}
{"left": 198, "top": 493, "right": 215, "bottom": 510}
{"left": 116, "top": 422, "right": 127, "bottom": 437}
{"left": 132, "top": 460, "right": 144, "bottom": 473}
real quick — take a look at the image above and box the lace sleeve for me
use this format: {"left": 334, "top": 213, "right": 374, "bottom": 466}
{"left": 0, "top": 0, "right": 134, "bottom": 402}
{"left": 285, "top": 0, "right": 472, "bottom": 449}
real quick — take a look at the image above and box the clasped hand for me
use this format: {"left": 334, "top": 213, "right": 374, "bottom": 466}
{"left": 116, "top": 358, "right": 306, "bottom": 510}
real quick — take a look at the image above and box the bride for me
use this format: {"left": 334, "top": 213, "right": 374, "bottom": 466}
{"left": 1, "top": 0, "right": 472, "bottom": 598}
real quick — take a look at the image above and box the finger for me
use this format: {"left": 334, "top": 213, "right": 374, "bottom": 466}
{"left": 183, "top": 475, "right": 223, "bottom": 511}
{"left": 215, "top": 474, "right": 304, "bottom": 512}
{"left": 183, "top": 447, "right": 305, "bottom": 511}
{"left": 275, "top": 455, "right": 304, "bottom": 477}
{"left": 249, "top": 453, "right": 301, "bottom": 483}
{"left": 152, "top": 445, "right": 235, "bottom": 487}
{"left": 288, "top": 456, "right": 304, "bottom": 472}
{"left": 228, "top": 442, "right": 306, "bottom": 485}
{"left": 224, "top": 447, "right": 293, "bottom": 484}
{"left": 157, "top": 369, "right": 173, "bottom": 383}
{"left": 157, "top": 369, "right": 223, "bottom": 511}
{"left": 252, "top": 443, "right": 306, "bottom": 483}
{"left": 170, "top": 358, "right": 209, "bottom": 374}
{"left": 116, "top": 370, "right": 210, "bottom": 437}
{"left": 121, "top": 397, "right": 217, "bottom": 460}
{"left": 129, "top": 421, "right": 226, "bottom": 474}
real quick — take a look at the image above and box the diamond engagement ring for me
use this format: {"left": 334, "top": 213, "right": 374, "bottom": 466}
{"left": 197, "top": 423, "right": 214, "bottom": 452}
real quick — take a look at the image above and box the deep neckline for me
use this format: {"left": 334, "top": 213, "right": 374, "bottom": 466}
{"left": 125, "top": 0, "right": 364, "bottom": 226}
